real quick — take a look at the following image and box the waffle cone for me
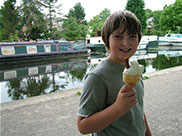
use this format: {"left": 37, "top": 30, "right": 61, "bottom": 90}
{"left": 123, "top": 74, "right": 140, "bottom": 84}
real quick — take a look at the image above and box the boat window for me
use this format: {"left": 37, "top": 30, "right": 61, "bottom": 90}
{"left": 166, "top": 34, "right": 171, "bottom": 37}
{"left": 87, "top": 39, "right": 90, "bottom": 44}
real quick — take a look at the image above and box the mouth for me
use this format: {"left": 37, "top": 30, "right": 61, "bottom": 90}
{"left": 119, "top": 48, "right": 132, "bottom": 53}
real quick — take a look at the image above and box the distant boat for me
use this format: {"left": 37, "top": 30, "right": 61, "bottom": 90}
{"left": 138, "top": 35, "right": 158, "bottom": 50}
{"left": 147, "top": 34, "right": 182, "bottom": 50}
{"left": 86, "top": 36, "right": 105, "bottom": 52}
{"left": 85, "top": 30, "right": 105, "bottom": 52}
{"left": 159, "top": 33, "right": 182, "bottom": 46}
{"left": 86, "top": 33, "right": 158, "bottom": 52}
{"left": 0, "top": 40, "right": 88, "bottom": 61}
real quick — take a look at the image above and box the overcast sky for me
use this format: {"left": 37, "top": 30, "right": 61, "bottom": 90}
{"left": 0, "top": 0, "right": 176, "bottom": 21}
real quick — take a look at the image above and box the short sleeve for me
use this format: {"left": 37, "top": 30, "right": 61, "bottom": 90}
{"left": 77, "top": 73, "right": 107, "bottom": 117}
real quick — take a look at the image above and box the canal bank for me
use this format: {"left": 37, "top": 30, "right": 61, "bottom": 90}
{"left": 1, "top": 66, "right": 182, "bottom": 136}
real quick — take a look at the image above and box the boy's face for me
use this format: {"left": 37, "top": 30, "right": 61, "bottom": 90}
{"left": 108, "top": 27, "right": 138, "bottom": 65}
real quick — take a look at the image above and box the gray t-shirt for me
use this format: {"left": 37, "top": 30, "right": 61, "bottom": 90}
{"left": 78, "top": 59, "right": 146, "bottom": 136}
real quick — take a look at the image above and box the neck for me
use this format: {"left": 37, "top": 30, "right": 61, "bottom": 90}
{"left": 107, "top": 56, "right": 126, "bottom": 66}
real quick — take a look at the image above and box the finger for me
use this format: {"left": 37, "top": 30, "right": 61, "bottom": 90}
{"left": 127, "top": 89, "right": 136, "bottom": 97}
{"left": 130, "top": 99, "right": 137, "bottom": 104}
{"left": 120, "top": 84, "right": 136, "bottom": 92}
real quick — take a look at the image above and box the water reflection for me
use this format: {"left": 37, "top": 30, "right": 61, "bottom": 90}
{"left": 137, "top": 50, "right": 182, "bottom": 72}
{"left": 7, "top": 75, "right": 51, "bottom": 100}
{"left": 152, "top": 53, "right": 182, "bottom": 70}
{"left": 0, "top": 58, "right": 88, "bottom": 103}
{"left": 0, "top": 49, "right": 182, "bottom": 103}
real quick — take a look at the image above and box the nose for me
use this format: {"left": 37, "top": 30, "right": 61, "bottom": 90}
{"left": 122, "top": 38, "right": 129, "bottom": 47}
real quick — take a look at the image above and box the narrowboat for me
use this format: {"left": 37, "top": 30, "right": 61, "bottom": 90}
{"left": 0, "top": 40, "right": 88, "bottom": 61}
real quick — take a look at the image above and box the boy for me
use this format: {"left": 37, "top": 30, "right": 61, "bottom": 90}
{"left": 77, "top": 10, "right": 152, "bottom": 136}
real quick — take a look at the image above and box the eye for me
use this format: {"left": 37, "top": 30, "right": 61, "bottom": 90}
{"left": 115, "top": 35, "right": 123, "bottom": 39}
{"left": 129, "top": 35, "right": 137, "bottom": 39}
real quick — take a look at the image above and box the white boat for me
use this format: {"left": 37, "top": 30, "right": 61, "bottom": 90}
{"left": 138, "top": 35, "right": 158, "bottom": 49}
{"left": 86, "top": 36, "right": 105, "bottom": 52}
{"left": 158, "top": 34, "right": 182, "bottom": 47}
{"left": 86, "top": 34, "right": 158, "bottom": 51}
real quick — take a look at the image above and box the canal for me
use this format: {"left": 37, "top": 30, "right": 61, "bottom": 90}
{"left": 1, "top": 49, "right": 182, "bottom": 103}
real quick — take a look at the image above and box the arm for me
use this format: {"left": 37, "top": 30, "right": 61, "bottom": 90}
{"left": 77, "top": 84, "right": 137, "bottom": 134}
{"left": 144, "top": 113, "right": 152, "bottom": 136}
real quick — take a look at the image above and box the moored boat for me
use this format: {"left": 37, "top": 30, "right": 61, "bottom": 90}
{"left": 147, "top": 34, "right": 182, "bottom": 50}
{"left": 0, "top": 40, "right": 88, "bottom": 61}
{"left": 138, "top": 35, "right": 158, "bottom": 50}
{"left": 86, "top": 34, "right": 158, "bottom": 52}
{"left": 86, "top": 36, "right": 105, "bottom": 52}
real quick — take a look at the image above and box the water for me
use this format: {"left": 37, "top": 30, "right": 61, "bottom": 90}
{"left": 1, "top": 49, "right": 182, "bottom": 103}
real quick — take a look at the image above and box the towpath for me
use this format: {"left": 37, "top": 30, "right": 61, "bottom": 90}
{"left": 1, "top": 66, "right": 182, "bottom": 136}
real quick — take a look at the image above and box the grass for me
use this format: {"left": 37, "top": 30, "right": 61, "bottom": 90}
{"left": 142, "top": 76, "right": 149, "bottom": 80}
{"left": 76, "top": 91, "right": 82, "bottom": 95}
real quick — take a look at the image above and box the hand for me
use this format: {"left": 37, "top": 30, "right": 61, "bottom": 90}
{"left": 114, "top": 84, "right": 137, "bottom": 116}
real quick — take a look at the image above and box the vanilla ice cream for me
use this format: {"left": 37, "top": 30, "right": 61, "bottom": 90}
{"left": 123, "top": 60, "right": 144, "bottom": 84}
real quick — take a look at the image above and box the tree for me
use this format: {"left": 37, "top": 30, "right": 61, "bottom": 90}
{"left": 62, "top": 2, "right": 88, "bottom": 41}
{"left": 145, "top": 9, "right": 152, "bottom": 19}
{"left": 145, "top": 10, "right": 163, "bottom": 36}
{"left": 126, "top": 0, "right": 147, "bottom": 32}
{"left": 159, "top": 0, "right": 182, "bottom": 34}
{"left": 151, "top": 10, "right": 163, "bottom": 34}
{"left": 68, "top": 2, "right": 85, "bottom": 23}
{"left": 0, "top": 0, "right": 19, "bottom": 41}
{"left": 20, "top": 0, "right": 47, "bottom": 40}
{"left": 62, "top": 16, "right": 81, "bottom": 41}
{"left": 88, "top": 8, "right": 111, "bottom": 37}
{"left": 41, "top": 0, "right": 62, "bottom": 38}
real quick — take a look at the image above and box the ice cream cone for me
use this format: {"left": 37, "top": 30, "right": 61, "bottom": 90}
{"left": 123, "top": 74, "right": 140, "bottom": 84}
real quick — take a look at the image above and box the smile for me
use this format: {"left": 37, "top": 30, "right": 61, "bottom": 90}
{"left": 119, "top": 48, "right": 131, "bottom": 53}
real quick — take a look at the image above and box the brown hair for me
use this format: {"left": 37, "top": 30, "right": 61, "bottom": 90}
{"left": 101, "top": 10, "right": 142, "bottom": 50}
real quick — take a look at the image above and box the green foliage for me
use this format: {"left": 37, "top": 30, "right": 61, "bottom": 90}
{"left": 69, "top": 68, "right": 87, "bottom": 82}
{"left": 51, "top": 28, "right": 63, "bottom": 40}
{"left": 126, "top": 0, "right": 147, "bottom": 32}
{"left": 8, "top": 30, "right": 19, "bottom": 41}
{"left": 62, "top": 16, "right": 85, "bottom": 41}
{"left": 144, "top": 10, "right": 164, "bottom": 36}
{"left": 62, "top": 2, "right": 88, "bottom": 41}
{"left": 152, "top": 55, "right": 182, "bottom": 70}
{"left": 145, "top": 9, "right": 152, "bottom": 19}
{"left": 76, "top": 91, "right": 82, "bottom": 95}
{"left": 41, "top": 0, "right": 62, "bottom": 37}
{"left": 68, "top": 2, "right": 85, "bottom": 22}
{"left": 138, "top": 59, "right": 147, "bottom": 73}
{"left": 7, "top": 75, "right": 51, "bottom": 100}
{"left": 0, "top": 0, "right": 19, "bottom": 41}
{"left": 19, "top": 0, "right": 47, "bottom": 40}
{"left": 30, "top": 26, "right": 46, "bottom": 40}
{"left": 1, "top": 0, "right": 181, "bottom": 41}
{"left": 152, "top": 11, "right": 162, "bottom": 28}
{"left": 159, "top": 0, "right": 182, "bottom": 34}
{"left": 88, "top": 8, "right": 111, "bottom": 37}
{"left": 142, "top": 76, "right": 149, "bottom": 80}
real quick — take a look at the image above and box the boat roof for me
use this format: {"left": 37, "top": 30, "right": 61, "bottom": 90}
{"left": 0, "top": 40, "right": 85, "bottom": 46}
{"left": 165, "top": 34, "right": 182, "bottom": 38}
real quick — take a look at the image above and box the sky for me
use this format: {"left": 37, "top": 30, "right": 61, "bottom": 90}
{"left": 0, "top": 0, "right": 176, "bottom": 21}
